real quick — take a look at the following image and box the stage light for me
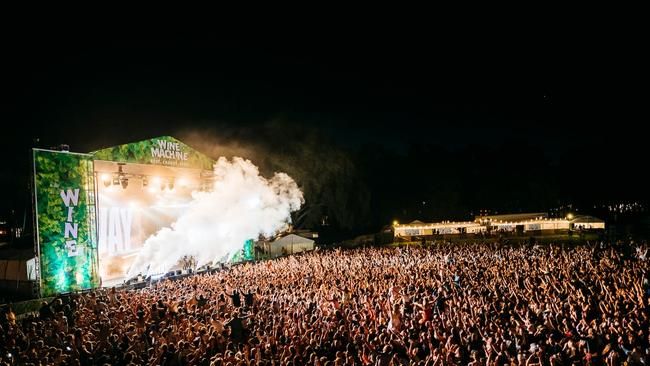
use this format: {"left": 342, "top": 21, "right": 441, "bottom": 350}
{"left": 101, "top": 174, "right": 111, "bottom": 187}
{"left": 168, "top": 180, "right": 174, "bottom": 190}
{"left": 121, "top": 178, "right": 129, "bottom": 189}
{"left": 566, "top": 213, "right": 574, "bottom": 220}
{"left": 152, "top": 177, "right": 161, "bottom": 184}
{"left": 393, "top": 220, "right": 399, "bottom": 226}
{"left": 148, "top": 186, "right": 156, "bottom": 193}
{"left": 178, "top": 178, "right": 188, "bottom": 187}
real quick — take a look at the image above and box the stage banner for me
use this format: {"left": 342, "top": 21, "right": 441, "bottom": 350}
{"left": 230, "top": 239, "right": 255, "bottom": 263}
{"left": 33, "top": 149, "right": 100, "bottom": 297}
{"left": 92, "top": 136, "right": 214, "bottom": 170}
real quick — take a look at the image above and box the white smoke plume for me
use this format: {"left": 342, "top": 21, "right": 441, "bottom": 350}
{"left": 127, "top": 157, "right": 304, "bottom": 277}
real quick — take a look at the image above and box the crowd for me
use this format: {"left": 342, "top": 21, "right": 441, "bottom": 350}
{"left": 1, "top": 241, "right": 649, "bottom": 365}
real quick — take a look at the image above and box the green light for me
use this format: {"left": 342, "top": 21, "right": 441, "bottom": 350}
{"left": 56, "top": 266, "right": 67, "bottom": 291}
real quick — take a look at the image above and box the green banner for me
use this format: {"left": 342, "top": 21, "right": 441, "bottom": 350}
{"left": 92, "top": 136, "right": 214, "bottom": 170}
{"left": 33, "top": 149, "right": 100, "bottom": 297}
{"left": 230, "top": 239, "right": 255, "bottom": 263}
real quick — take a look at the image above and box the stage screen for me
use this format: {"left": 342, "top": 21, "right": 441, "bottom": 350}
{"left": 95, "top": 161, "right": 205, "bottom": 284}
{"left": 96, "top": 160, "right": 255, "bottom": 286}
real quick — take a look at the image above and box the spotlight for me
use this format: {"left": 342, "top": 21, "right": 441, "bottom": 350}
{"left": 121, "top": 178, "right": 129, "bottom": 189}
{"left": 101, "top": 174, "right": 111, "bottom": 187}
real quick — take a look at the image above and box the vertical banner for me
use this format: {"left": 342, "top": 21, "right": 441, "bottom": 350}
{"left": 230, "top": 239, "right": 255, "bottom": 263}
{"left": 33, "top": 149, "right": 100, "bottom": 297}
{"left": 243, "top": 239, "right": 254, "bottom": 261}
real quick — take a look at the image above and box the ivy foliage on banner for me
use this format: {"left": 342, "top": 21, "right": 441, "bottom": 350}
{"left": 92, "top": 136, "right": 215, "bottom": 170}
{"left": 230, "top": 239, "right": 255, "bottom": 263}
{"left": 34, "top": 150, "right": 100, "bottom": 297}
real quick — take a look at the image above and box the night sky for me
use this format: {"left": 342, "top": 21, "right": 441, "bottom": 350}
{"left": 2, "top": 33, "right": 647, "bottom": 228}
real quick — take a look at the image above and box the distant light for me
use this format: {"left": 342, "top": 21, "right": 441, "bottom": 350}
{"left": 101, "top": 174, "right": 111, "bottom": 187}
{"left": 566, "top": 213, "right": 574, "bottom": 220}
{"left": 393, "top": 220, "right": 399, "bottom": 226}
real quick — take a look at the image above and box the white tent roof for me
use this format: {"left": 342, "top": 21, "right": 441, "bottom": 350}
{"left": 570, "top": 215, "right": 604, "bottom": 223}
{"left": 273, "top": 234, "right": 315, "bottom": 245}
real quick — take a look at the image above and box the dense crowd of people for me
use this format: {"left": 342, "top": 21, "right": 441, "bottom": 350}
{"left": 1, "top": 241, "right": 649, "bottom": 365}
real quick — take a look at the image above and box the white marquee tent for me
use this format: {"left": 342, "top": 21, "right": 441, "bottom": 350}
{"left": 269, "top": 234, "right": 315, "bottom": 258}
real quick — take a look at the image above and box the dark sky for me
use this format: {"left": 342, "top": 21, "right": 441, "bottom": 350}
{"left": 2, "top": 33, "right": 647, "bottom": 217}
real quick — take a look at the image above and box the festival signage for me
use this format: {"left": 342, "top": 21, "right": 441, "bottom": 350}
{"left": 92, "top": 136, "right": 214, "bottom": 170}
{"left": 33, "top": 149, "right": 100, "bottom": 297}
{"left": 230, "top": 239, "right": 255, "bottom": 263}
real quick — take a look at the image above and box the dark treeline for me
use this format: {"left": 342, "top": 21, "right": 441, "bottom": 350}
{"left": 180, "top": 120, "right": 648, "bottom": 236}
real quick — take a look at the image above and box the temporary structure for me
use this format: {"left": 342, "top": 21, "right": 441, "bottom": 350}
{"left": 570, "top": 215, "right": 606, "bottom": 229}
{"left": 269, "top": 234, "right": 315, "bottom": 258}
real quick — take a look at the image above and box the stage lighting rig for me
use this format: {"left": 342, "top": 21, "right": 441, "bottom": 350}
{"left": 116, "top": 163, "right": 128, "bottom": 189}
{"left": 101, "top": 174, "right": 111, "bottom": 187}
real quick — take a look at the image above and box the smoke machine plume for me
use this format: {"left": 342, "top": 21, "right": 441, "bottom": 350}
{"left": 127, "top": 157, "right": 304, "bottom": 277}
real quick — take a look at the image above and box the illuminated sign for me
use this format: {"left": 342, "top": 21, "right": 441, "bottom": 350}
{"left": 150, "top": 139, "right": 189, "bottom": 162}
{"left": 33, "top": 149, "right": 100, "bottom": 297}
{"left": 92, "top": 136, "right": 214, "bottom": 170}
{"left": 98, "top": 207, "right": 134, "bottom": 256}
